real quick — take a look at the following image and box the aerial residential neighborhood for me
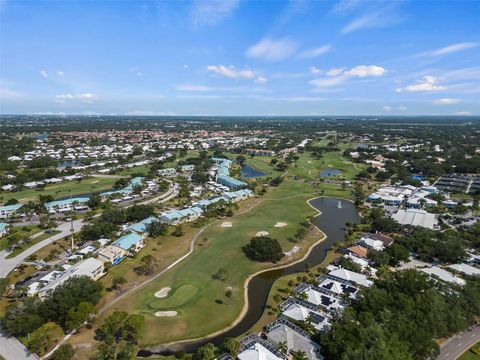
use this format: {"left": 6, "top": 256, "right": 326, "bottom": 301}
{"left": 1, "top": 1, "right": 480, "bottom": 360}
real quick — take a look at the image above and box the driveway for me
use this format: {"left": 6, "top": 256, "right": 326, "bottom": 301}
{"left": 437, "top": 325, "right": 480, "bottom": 360}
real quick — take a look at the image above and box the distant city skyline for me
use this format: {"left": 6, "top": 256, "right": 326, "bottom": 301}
{"left": 1, "top": 0, "right": 479, "bottom": 116}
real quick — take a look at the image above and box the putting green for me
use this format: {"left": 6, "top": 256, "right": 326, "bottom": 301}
{"left": 147, "top": 284, "right": 201, "bottom": 311}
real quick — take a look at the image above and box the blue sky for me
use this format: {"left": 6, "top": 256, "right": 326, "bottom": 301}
{"left": 1, "top": 0, "right": 479, "bottom": 116}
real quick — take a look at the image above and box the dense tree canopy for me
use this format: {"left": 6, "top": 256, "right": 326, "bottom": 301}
{"left": 319, "top": 270, "right": 480, "bottom": 360}
{"left": 243, "top": 236, "right": 284, "bottom": 263}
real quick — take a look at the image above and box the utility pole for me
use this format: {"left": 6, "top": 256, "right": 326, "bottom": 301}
{"left": 70, "top": 191, "right": 74, "bottom": 253}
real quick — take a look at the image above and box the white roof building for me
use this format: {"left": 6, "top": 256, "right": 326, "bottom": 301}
{"left": 392, "top": 209, "right": 437, "bottom": 229}
{"left": 328, "top": 268, "right": 373, "bottom": 288}
{"left": 238, "top": 342, "right": 284, "bottom": 360}
{"left": 281, "top": 302, "right": 329, "bottom": 331}
{"left": 447, "top": 263, "right": 480, "bottom": 277}
{"left": 421, "top": 266, "right": 466, "bottom": 286}
{"left": 266, "top": 320, "right": 323, "bottom": 360}
{"left": 37, "top": 258, "right": 105, "bottom": 299}
{"left": 359, "top": 236, "right": 385, "bottom": 251}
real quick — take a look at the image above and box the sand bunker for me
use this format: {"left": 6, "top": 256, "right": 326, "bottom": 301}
{"left": 221, "top": 221, "right": 233, "bottom": 228}
{"left": 154, "top": 287, "right": 171, "bottom": 299}
{"left": 274, "top": 222, "right": 287, "bottom": 228}
{"left": 155, "top": 311, "right": 177, "bottom": 317}
{"left": 255, "top": 231, "right": 269, "bottom": 237}
{"left": 284, "top": 246, "right": 300, "bottom": 257}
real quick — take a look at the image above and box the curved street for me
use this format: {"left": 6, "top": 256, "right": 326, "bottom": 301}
{"left": 437, "top": 325, "right": 480, "bottom": 360}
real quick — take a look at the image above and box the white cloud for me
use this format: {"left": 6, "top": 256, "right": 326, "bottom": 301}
{"left": 344, "top": 65, "right": 386, "bottom": 77}
{"left": 54, "top": 93, "right": 97, "bottom": 103}
{"left": 310, "top": 65, "right": 387, "bottom": 88}
{"left": 397, "top": 106, "right": 407, "bottom": 111}
{"left": 383, "top": 105, "right": 392, "bottom": 111}
{"left": 56, "top": 70, "right": 64, "bottom": 76}
{"left": 434, "top": 98, "right": 461, "bottom": 105}
{"left": 309, "top": 66, "right": 321, "bottom": 75}
{"left": 206, "top": 65, "right": 256, "bottom": 80}
{"left": 341, "top": 4, "right": 405, "bottom": 34}
{"left": 342, "top": 12, "right": 379, "bottom": 34}
{"left": 331, "top": 0, "right": 362, "bottom": 14}
{"left": 310, "top": 76, "right": 346, "bottom": 88}
{"left": 246, "top": 38, "right": 297, "bottom": 62}
{"left": 40, "top": 70, "right": 48, "bottom": 78}
{"left": 299, "top": 45, "right": 331, "bottom": 59}
{"left": 452, "top": 111, "right": 472, "bottom": 116}
{"left": 191, "top": 0, "right": 239, "bottom": 28}
{"left": 425, "top": 42, "right": 479, "bottom": 57}
{"left": 402, "top": 76, "right": 445, "bottom": 92}
{"left": 255, "top": 76, "right": 268, "bottom": 84}
{"left": 326, "top": 68, "right": 345, "bottom": 77}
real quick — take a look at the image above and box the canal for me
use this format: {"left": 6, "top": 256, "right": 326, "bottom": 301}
{"left": 138, "top": 196, "right": 360, "bottom": 356}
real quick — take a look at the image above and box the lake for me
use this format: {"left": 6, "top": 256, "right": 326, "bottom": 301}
{"left": 320, "top": 168, "right": 342, "bottom": 177}
{"left": 240, "top": 164, "right": 267, "bottom": 179}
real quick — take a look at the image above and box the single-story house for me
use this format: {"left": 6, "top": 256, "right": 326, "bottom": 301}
{"left": 327, "top": 268, "right": 373, "bottom": 288}
{"left": 37, "top": 258, "right": 104, "bottom": 299}
{"left": 238, "top": 335, "right": 286, "bottom": 360}
{"left": 281, "top": 299, "right": 330, "bottom": 332}
{"left": 421, "top": 266, "right": 466, "bottom": 286}
{"left": 447, "top": 263, "right": 480, "bottom": 277}
{"left": 113, "top": 233, "right": 145, "bottom": 253}
{"left": 265, "top": 318, "right": 323, "bottom": 360}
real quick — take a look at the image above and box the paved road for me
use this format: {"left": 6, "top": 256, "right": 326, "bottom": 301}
{"left": 0, "top": 331, "right": 39, "bottom": 360}
{"left": 437, "top": 325, "right": 480, "bottom": 360}
{"left": 0, "top": 219, "right": 85, "bottom": 278}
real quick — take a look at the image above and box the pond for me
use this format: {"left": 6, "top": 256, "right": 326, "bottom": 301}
{"left": 58, "top": 160, "right": 81, "bottom": 168}
{"left": 240, "top": 164, "right": 267, "bottom": 179}
{"left": 320, "top": 168, "right": 342, "bottom": 177}
{"left": 138, "top": 196, "right": 361, "bottom": 356}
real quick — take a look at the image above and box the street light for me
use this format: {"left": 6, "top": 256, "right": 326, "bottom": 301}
{"left": 69, "top": 190, "right": 74, "bottom": 253}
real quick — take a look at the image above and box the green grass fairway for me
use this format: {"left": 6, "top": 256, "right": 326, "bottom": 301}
{"left": 148, "top": 284, "right": 201, "bottom": 311}
{"left": 116, "top": 165, "right": 151, "bottom": 176}
{"left": 317, "top": 151, "right": 364, "bottom": 180}
{"left": 0, "top": 177, "right": 117, "bottom": 204}
{"left": 106, "top": 179, "right": 321, "bottom": 345}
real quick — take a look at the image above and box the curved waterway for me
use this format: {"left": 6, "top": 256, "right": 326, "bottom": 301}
{"left": 138, "top": 196, "right": 360, "bottom": 357}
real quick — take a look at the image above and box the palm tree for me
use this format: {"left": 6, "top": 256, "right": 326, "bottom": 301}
{"left": 277, "top": 341, "right": 288, "bottom": 354}
{"left": 298, "top": 291, "right": 309, "bottom": 302}
{"left": 292, "top": 350, "right": 308, "bottom": 360}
